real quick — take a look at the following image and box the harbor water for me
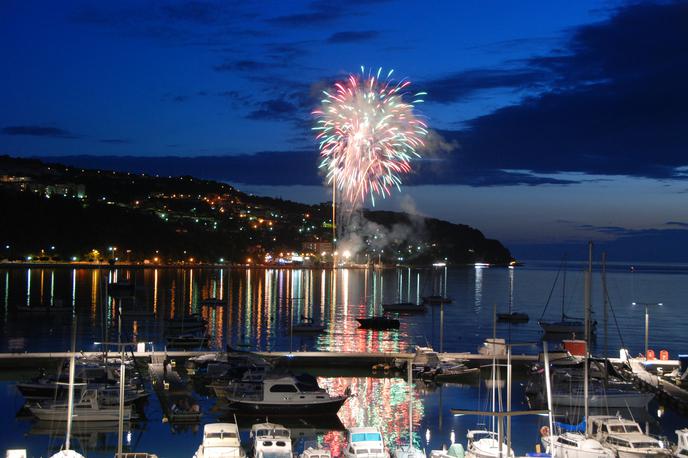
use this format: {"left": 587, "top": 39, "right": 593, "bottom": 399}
{"left": 0, "top": 261, "right": 686, "bottom": 456}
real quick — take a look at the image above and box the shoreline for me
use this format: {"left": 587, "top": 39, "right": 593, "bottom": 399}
{"left": 0, "top": 260, "right": 514, "bottom": 270}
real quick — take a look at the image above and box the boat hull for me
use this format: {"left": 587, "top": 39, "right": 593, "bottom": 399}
{"left": 223, "top": 397, "right": 347, "bottom": 415}
{"left": 551, "top": 392, "right": 654, "bottom": 408}
{"left": 357, "top": 318, "right": 400, "bottom": 330}
{"left": 29, "top": 406, "right": 132, "bottom": 422}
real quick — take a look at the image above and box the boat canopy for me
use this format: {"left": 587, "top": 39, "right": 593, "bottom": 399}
{"left": 554, "top": 419, "right": 586, "bottom": 433}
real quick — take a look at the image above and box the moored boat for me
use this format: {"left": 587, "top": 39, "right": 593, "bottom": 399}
{"left": 193, "top": 423, "right": 245, "bottom": 458}
{"left": 382, "top": 302, "right": 426, "bottom": 313}
{"left": 357, "top": 316, "right": 400, "bottom": 330}
{"left": 221, "top": 374, "right": 348, "bottom": 415}
{"left": 249, "top": 422, "right": 292, "bottom": 458}
{"left": 29, "top": 389, "right": 133, "bottom": 422}
{"left": 343, "top": 427, "right": 387, "bottom": 458}
{"left": 292, "top": 317, "right": 326, "bottom": 334}
{"left": 497, "top": 312, "right": 529, "bottom": 323}
{"left": 588, "top": 416, "right": 671, "bottom": 458}
{"left": 422, "top": 295, "right": 452, "bottom": 305}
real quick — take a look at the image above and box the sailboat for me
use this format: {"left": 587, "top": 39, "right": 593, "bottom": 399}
{"left": 392, "top": 359, "right": 425, "bottom": 458}
{"left": 538, "top": 253, "right": 597, "bottom": 337}
{"left": 541, "top": 245, "right": 617, "bottom": 458}
{"left": 49, "top": 318, "right": 86, "bottom": 458}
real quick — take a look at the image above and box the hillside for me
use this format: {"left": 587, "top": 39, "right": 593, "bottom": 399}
{"left": 0, "top": 155, "right": 512, "bottom": 265}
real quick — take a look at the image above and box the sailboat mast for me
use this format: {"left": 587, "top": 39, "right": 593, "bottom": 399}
{"left": 65, "top": 317, "right": 77, "bottom": 451}
{"left": 584, "top": 241, "right": 592, "bottom": 424}
{"left": 584, "top": 242, "right": 592, "bottom": 344}
{"left": 118, "top": 303, "right": 125, "bottom": 457}
{"left": 408, "top": 357, "right": 413, "bottom": 447}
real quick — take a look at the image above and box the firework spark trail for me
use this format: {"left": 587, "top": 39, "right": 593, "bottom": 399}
{"left": 313, "top": 67, "right": 428, "bottom": 206}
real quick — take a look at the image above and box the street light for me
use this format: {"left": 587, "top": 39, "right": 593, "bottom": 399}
{"left": 632, "top": 301, "right": 663, "bottom": 360}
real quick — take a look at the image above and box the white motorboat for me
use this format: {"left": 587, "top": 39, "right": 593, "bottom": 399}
{"left": 249, "top": 422, "right": 292, "bottom": 458}
{"left": 300, "top": 447, "right": 332, "bottom": 458}
{"left": 194, "top": 423, "right": 245, "bottom": 458}
{"left": 588, "top": 416, "right": 671, "bottom": 458}
{"left": 543, "top": 432, "right": 614, "bottom": 458}
{"left": 343, "top": 427, "right": 387, "bottom": 458}
{"left": 29, "top": 389, "right": 132, "bottom": 422}
{"left": 222, "top": 374, "right": 347, "bottom": 415}
{"left": 674, "top": 429, "right": 688, "bottom": 458}
{"left": 465, "top": 430, "right": 514, "bottom": 458}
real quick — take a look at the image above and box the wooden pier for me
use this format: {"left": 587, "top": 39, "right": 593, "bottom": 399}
{"left": 0, "top": 349, "right": 539, "bottom": 370}
{"left": 147, "top": 353, "right": 202, "bottom": 423}
{"left": 627, "top": 358, "right": 688, "bottom": 413}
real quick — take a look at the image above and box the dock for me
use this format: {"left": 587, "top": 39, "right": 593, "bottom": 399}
{"left": 627, "top": 358, "right": 688, "bottom": 413}
{"left": 147, "top": 353, "right": 202, "bottom": 423}
{"left": 0, "top": 349, "right": 539, "bottom": 370}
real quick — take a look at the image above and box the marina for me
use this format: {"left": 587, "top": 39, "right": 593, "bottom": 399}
{"left": 1, "top": 263, "right": 687, "bottom": 457}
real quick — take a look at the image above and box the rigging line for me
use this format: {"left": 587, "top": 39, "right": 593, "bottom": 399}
{"left": 539, "top": 256, "right": 566, "bottom": 321}
{"left": 604, "top": 285, "right": 626, "bottom": 349}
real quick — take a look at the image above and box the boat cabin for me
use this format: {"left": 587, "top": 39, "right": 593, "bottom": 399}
{"left": 250, "top": 422, "right": 292, "bottom": 458}
{"left": 345, "top": 427, "right": 386, "bottom": 458}
{"left": 588, "top": 416, "right": 667, "bottom": 455}
{"left": 194, "top": 423, "right": 244, "bottom": 458}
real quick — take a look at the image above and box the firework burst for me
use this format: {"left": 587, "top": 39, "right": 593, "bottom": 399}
{"left": 313, "top": 67, "right": 428, "bottom": 206}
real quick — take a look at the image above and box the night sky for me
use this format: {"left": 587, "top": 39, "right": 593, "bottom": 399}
{"left": 2, "top": 1, "right": 687, "bottom": 259}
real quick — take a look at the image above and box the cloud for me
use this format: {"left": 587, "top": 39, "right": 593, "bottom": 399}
{"left": 433, "top": 1, "right": 688, "bottom": 181}
{"left": 2, "top": 126, "right": 78, "bottom": 139}
{"left": 666, "top": 221, "right": 688, "bottom": 228}
{"left": 422, "top": 68, "right": 549, "bottom": 103}
{"left": 247, "top": 99, "right": 299, "bottom": 121}
{"left": 99, "top": 139, "right": 132, "bottom": 144}
{"left": 214, "top": 59, "right": 269, "bottom": 72}
{"left": 267, "top": 0, "right": 392, "bottom": 27}
{"left": 327, "top": 31, "right": 379, "bottom": 44}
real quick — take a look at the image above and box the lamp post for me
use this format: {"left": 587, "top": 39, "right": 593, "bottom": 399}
{"left": 632, "top": 301, "right": 662, "bottom": 360}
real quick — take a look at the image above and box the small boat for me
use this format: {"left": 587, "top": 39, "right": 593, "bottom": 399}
{"left": 430, "top": 364, "right": 480, "bottom": 383}
{"left": 539, "top": 317, "right": 597, "bottom": 335}
{"left": 165, "top": 315, "right": 207, "bottom": 332}
{"left": 674, "top": 429, "right": 688, "bottom": 458}
{"left": 201, "top": 297, "right": 224, "bottom": 307}
{"left": 107, "top": 281, "right": 136, "bottom": 297}
{"left": 343, "top": 427, "right": 387, "bottom": 458}
{"left": 382, "top": 302, "right": 426, "bottom": 313}
{"left": 422, "top": 295, "right": 452, "bottom": 305}
{"left": 497, "top": 312, "right": 529, "bottom": 323}
{"left": 221, "top": 374, "right": 348, "bottom": 415}
{"left": 29, "top": 389, "right": 133, "bottom": 422}
{"left": 193, "top": 423, "right": 245, "bottom": 458}
{"left": 166, "top": 334, "right": 210, "bottom": 349}
{"left": 16, "top": 362, "right": 135, "bottom": 400}
{"left": 588, "top": 416, "right": 671, "bottom": 458}
{"left": 292, "top": 317, "right": 326, "bottom": 334}
{"left": 542, "top": 431, "right": 614, "bottom": 458}
{"left": 357, "top": 316, "right": 400, "bottom": 330}
{"left": 301, "top": 447, "right": 332, "bottom": 458}
{"left": 465, "top": 430, "right": 515, "bottom": 458}
{"left": 430, "top": 444, "right": 465, "bottom": 458}
{"left": 16, "top": 303, "right": 72, "bottom": 314}
{"left": 250, "top": 422, "right": 292, "bottom": 458}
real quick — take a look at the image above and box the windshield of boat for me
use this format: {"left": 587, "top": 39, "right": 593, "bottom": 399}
{"left": 259, "top": 452, "right": 291, "bottom": 458}
{"left": 630, "top": 442, "right": 661, "bottom": 449}
{"left": 351, "top": 433, "right": 382, "bottom": 442}
{"left": 257, "top": 429, "right": 289, "bottom": 438}
{"left": 206, "top": 432, "right": 237, "bottom": 439}
{"left": 609, "top": 424, "right": 641, "bottom": 433}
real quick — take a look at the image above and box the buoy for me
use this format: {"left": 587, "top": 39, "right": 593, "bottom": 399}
{"left": 540, "top": 425, "right": 550, "bottom": 437}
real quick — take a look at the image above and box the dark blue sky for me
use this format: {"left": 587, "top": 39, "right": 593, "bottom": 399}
{"left": 2, "top": 0, "right": 687, "bottom": 259}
